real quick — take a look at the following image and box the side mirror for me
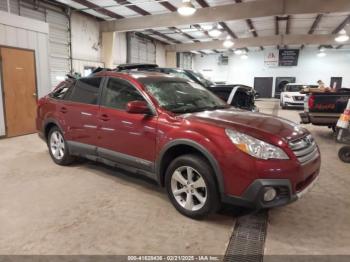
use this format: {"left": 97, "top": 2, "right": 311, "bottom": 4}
{"left": 126, "top": 101, "right": 151, "bottom": 114}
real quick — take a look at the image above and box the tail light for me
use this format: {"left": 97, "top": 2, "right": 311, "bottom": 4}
{"left": 308, "top": 94, "right": 315, "bottom": 109}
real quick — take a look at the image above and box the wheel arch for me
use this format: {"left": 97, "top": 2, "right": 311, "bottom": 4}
{"left": 156, "top": 139, "right": 225, "bottom": 194}
{"left": 43, "top": 119, "right": 63, "bottom": 141}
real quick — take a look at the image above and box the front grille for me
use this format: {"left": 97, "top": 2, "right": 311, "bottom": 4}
{"left": 289, "top": 134, "right": 319, "bottom": 164}
{"left": 293, "top": 96, "right": 304, "bottom": 101}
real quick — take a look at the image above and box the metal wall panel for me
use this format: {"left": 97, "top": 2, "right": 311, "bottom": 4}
{"left": 0, "top": 21, "right": 50, "bottom": 136}
{"left": 20, "top": 4, "right": 46, "bottom": 21}
{"left": 128, "top": 33, "right": 156, "bottom": 64}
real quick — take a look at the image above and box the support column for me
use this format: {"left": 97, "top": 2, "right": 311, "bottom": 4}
{"left": 102, "top": 32, "right": 115, "bottom": 68}
{"left": 166, "top": 51, "right": 177, "bottom": 68}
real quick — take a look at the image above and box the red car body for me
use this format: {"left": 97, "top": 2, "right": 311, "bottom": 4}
{"left": 37, "top": 71, "right": 321, "bottom": 211}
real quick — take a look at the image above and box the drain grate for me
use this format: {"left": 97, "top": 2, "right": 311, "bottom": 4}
{"left": 224, "top": 211, "right": 268, "bottom": 262}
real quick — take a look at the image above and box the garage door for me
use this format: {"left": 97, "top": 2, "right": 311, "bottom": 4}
{"left": 128, "top": 33, "right": 156, "bottom": 64}
{"left": 46, "top": 9, "right": 70, "bottom": 88}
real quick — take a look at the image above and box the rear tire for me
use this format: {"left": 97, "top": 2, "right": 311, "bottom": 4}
{"left": 47, "top": 126, "right": 75, "bottom": 166}
{"left": 338, "top": 146, "right": 350, "bottom": 163}
{"left": 165, "top": 154, "right": 220, "bottom": 219}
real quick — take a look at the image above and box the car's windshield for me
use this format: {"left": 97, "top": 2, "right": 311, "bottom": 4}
{"left": 285, "top": 85, "right": 304, "bottom": 92}
{"left": 143, "top": 80, "right": 228, "bottom": 113}
{"left": 187, "top": 70, "right": 215, "bottom": 87}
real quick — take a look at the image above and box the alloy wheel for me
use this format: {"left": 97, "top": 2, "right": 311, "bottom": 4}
{"left": 170, "top": 166, "right": 207, "bottom": 211}
{"left": 50, "top": 131, "right": 65, "bottom": 160}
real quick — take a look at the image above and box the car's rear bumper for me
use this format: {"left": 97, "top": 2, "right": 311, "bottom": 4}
{"left": 300, "top": 112, "right": 340, "bottom": 126}
{"left": 222, "top": 174, "right": 319, "bottom": 209}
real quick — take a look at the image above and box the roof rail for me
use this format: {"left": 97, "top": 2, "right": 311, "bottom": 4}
{"left": 116, "top": 63, "right": 159, "bottom": 71}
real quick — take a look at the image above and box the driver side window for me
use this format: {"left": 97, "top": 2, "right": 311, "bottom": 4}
{"left": 101, "top": 78, "right": 146, "bottom": 111}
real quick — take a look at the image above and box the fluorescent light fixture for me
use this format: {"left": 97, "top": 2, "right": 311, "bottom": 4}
{"left": 317, "top": 52, "right": 326, "bottom": 57}
{"left": 335, "top": 29, "right": 349, "bottom": 43}
{"left": 234, "top": 49, "right": 243, "bottom": 55}
{"left": 201, "top": 24, "right": 213, "bottom": 31}
{"left": 177, "top": 0, "right": 196, "bottom": 16}
{"left": 223, "top": 36, "right": 234, "bottom": 48}
{"left": 208, "top": 27, "right": 222, "bottom": 37}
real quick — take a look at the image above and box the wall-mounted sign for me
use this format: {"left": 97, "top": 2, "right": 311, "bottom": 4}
{"left": 279, "top": 49, "right": 299, "bottom": 66}
{"left": 264, "top": 50, "right": 279, "bottom": 67}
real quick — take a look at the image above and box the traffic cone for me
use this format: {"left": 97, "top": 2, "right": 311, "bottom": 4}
{"left": 337, "top": 99, "right": 350, "bottom": 129}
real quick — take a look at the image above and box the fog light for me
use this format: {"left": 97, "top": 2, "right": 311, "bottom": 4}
{"left": 264, "top": 187, "right": 277, "bottom": 202}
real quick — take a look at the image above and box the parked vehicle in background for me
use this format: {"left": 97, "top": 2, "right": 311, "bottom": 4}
{"left": 280, "top": 84, "right": 318, "bottom": 109}
{"left": 116, "top": 64, "right": 258, "bottom": 111}
{"left": 37, "top": 70, "right": 320, "bottom": 219}
{"left": 299, "top": 88, "right": 350, "bottom": 130}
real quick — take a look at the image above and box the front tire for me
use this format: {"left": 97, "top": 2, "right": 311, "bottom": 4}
{"left": 47, "top": 127, "right": 74, "bottom": 165}
{"left": 165, "top": 154, "right": 220, "bottom": 219}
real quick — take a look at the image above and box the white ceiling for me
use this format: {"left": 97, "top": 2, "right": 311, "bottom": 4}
{"left": 55, "top": 0, "right": 350, "bottom": 50}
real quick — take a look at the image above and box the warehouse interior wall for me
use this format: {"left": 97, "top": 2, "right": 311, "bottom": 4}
{"left": 71, "top": 12, "right": 104, "bottom": 76}
{"left": 193, "top": 48, "right": 350, "bottom": 96}
{"left": 0, "top": 10, "right": 50, "bottom": 136}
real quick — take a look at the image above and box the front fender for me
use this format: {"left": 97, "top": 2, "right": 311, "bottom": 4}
{"left": 155, "top": 131, "right": 225, "bottom": 194}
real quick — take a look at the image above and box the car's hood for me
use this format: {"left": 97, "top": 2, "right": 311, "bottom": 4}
{"left": 282, "top": 91, "right": 305, "bottom": 96}
{"left": 183, "top": 108, "right": 306, "bottom": 143}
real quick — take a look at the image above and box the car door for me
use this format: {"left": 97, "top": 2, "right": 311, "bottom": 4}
{"left": 60, "top": 77, "right": 103, "bottom": 153}
{"left": 97, "top": 77, "right": 158, "bottom": 172}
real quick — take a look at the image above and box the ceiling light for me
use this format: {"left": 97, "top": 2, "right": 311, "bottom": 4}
{"left": 223, "top": 36, "right": 234, "bottom": 48}
{"left": 234, "top": 49, "right": 243, "bottom": 55}
{"left": 317, "top": 52, "right": 326, "bottom": 57}
{"left": 208, "top": 26, "right": 222, "bottom": 38}
{"left": 241, "top": 54, "right": 248, "bottom": 59}
{"left": 201, "top": 24, "right": 213, "bottom": 31}
{"left": 177, "top": 0, "right": 196, "bottom": 16}
{"left": 335, "top": 29, "right": 349, "bottom": 43}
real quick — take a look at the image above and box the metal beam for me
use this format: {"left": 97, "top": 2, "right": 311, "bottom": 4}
{"left": 101, "top": 0, "right": 350, "bottom": 32}
{"left": 308, "top": 14, "right": 323, "bottom": 34}
{"left": 332, "top": 15, "right": 350, "bottom": 34}
{"left": 72, "top": 0, "right": 124, "bottom": 19}
{"left": 166, "top": 34, "right": 339, "bottom": 52}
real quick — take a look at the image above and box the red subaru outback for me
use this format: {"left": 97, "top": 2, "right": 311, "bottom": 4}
{"left": 36, "top": 70, "right": 321, "bottom": 218}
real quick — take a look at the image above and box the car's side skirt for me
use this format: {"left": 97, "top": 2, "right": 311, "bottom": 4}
{"left": 66, "top": 141, "right": 157, "bottom": 182}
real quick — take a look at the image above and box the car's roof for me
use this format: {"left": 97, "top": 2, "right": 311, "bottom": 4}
{"left": 95, "top": 70, "right": 189, "bottom": 83}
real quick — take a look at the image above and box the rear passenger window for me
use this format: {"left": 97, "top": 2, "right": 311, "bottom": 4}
{"left": 69, "top": 77, "right": 102, "bottom": 105}
{"left": 101, "top": 78, "right": 145, "bottom": 110}
{"left": 50, "top": 81, "right": 75, "bottom": 100}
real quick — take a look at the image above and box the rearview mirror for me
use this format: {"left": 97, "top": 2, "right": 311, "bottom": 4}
{"left": 126, "top": 101, "right": 151, "bottom": 114}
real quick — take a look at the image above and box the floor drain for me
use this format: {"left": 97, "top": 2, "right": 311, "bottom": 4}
{"left": 224, "top": 211, "right": 268, "bottom": 262}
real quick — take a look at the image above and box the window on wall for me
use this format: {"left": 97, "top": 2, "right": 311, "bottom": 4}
{"left": 69, "top": 77, "right": 102, "bottom": 105}
{"left": 101, "top": 78, "right": 145, "bottom": 111}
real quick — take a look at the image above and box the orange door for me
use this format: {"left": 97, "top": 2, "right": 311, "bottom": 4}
{"left": 1, "top": 47, "right": 37, "bottom": 137}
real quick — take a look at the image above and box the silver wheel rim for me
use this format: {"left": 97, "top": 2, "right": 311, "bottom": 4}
{"left": 50, "top": 131, "right": 65, "bottom": 160}
{"left": 171, "top": 166, "right": 207, "bottom": 211}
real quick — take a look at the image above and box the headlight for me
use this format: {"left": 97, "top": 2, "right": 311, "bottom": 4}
{"left": 284, "top": 94, "right": 291, "bottom": 98}
{"left": 225, "top": 129, "right": 289, "bottom": 160}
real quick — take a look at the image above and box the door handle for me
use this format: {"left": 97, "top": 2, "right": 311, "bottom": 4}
{"left": 60, "top": 107, "right": 68, "bottom": 114}
{"left": 99, "top": 114, "right": 110, "bottom": 121}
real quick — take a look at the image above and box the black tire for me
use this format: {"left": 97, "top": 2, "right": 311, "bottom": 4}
{"left": 47, "top": 126, "right": 75, "bottom": 166}
{"left": 338, "top": 146, "right": 350, "bottom": 163}
{"left": 165, "top": 154, "right": 220, "bottom": 219}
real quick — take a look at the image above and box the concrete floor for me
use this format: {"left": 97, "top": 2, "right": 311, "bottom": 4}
{"left": 0, "top": 99, "right": 349, "bottom": 255}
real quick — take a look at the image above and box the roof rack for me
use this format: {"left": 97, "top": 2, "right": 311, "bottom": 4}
{"left": 116, "top": 63, "right": 159, "bottom": 71}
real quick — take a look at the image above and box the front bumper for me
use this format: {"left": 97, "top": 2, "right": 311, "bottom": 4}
{"left": 222, "top": 175, "right": 319, "bottom": 209}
